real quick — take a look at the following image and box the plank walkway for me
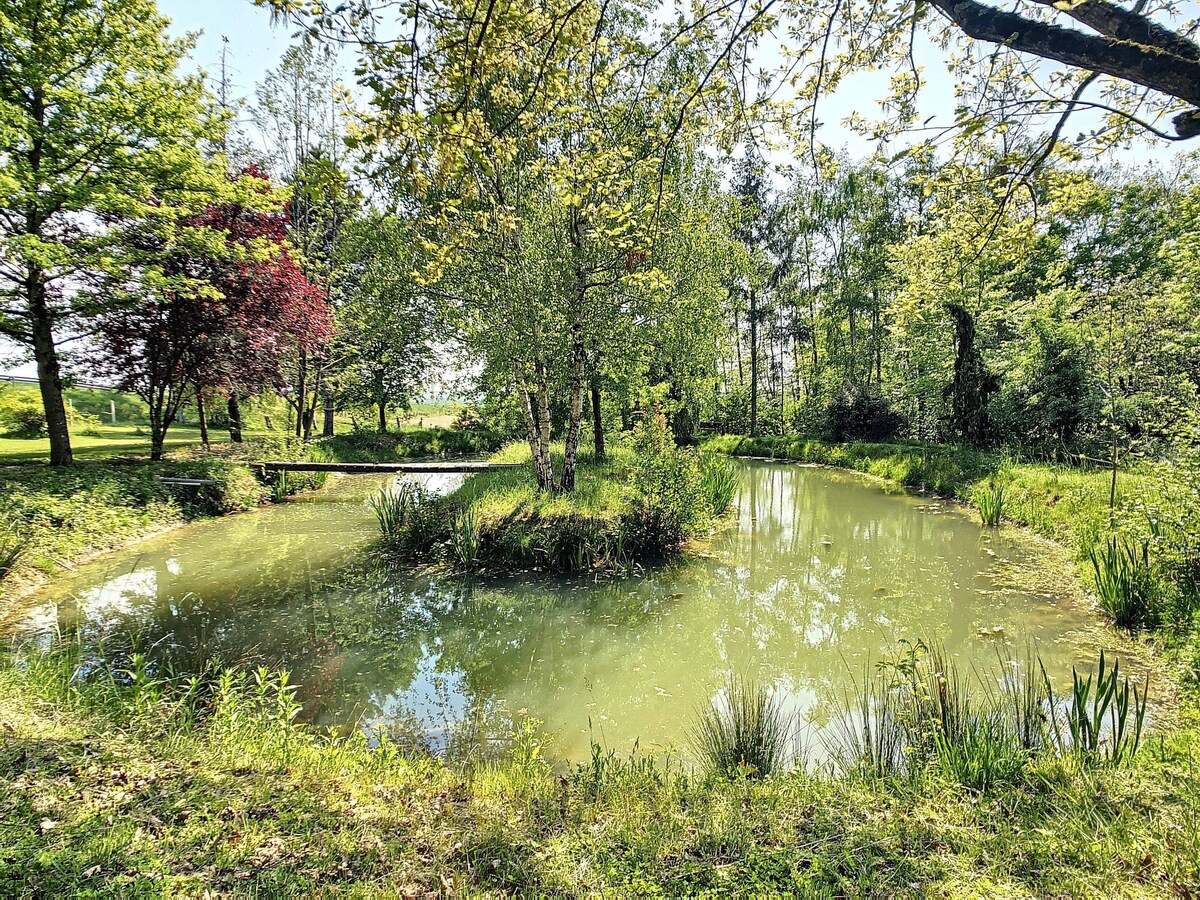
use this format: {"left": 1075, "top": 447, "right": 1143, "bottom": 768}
{"left": 251, "top": 460, "right": 520, "bottom": 475}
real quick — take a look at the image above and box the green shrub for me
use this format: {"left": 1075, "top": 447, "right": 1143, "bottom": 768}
{"left": 0, "top": 387, "right": 47, "bottom": 436}
{"left": 628, "top": 408, "right": 710, "bottom": 548}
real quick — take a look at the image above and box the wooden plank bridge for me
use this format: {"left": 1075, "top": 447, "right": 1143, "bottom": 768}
{"left": 249, "top": 460, "right": 521, "bottom": 475}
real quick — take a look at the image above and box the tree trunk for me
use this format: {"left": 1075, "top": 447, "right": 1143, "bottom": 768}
{"left": 558, "top": 326, "right": 586, "bottom": 493}
{"left": 749, "top": 288, "right": 759, "bottom": 437}
{"left": 303, "top": 368, "right": 319, "bottom": 441}
{"left": 30, "top": 275, "right": 72, "bottom": 466}
{"left": 590, "top": 377, "right": 605, "bottom": 462}
{"left": 514, "top": 358, "right": 554, "bottom": 491}
{"left": 377, "top": 400, "right": 388, "bottom": 433}
{"left": 294, "top": 348, "right": 307, "bottom": 437}
{"left": 196, "top": 388, "right": 209, "bottom": 447}
{"left": 323, "top": 393, "right": 335, "bottom": 437}
{"left": 227, "top": 396, "right": 243, "bottom": 443}
{"left": 148, "top": 389, "right": 167, "bottom": 462}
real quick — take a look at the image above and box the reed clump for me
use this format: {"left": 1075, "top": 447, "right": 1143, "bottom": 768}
{"left": 1088, "top": 536, "right": 1160, "bottom": 629}
{"left": 975, "top": 481, "right": 1005, "bottom": 526}
{"left": 824, "top": 640, "right": 1149, "bottom": 792}
{"left": 688, "top": 675, "right": 793, "bottom": 778}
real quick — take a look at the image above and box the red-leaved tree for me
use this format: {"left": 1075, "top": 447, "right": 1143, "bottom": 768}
{"left": 95, "top": 168, "right": 333, "bottom": 459}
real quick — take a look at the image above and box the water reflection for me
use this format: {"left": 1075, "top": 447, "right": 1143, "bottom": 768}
{"left": 17, "top": 461, "right": 1100, "bottom": 761}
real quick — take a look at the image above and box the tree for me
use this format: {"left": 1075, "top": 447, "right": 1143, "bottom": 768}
{"left": 332, "top": 215, "right": 440, "bottom": 432}
{"left": 93, "top": 170, "right": 333, "bottom": 459}
{"left": 0, "top": 0, "right": 222, "bottom": 465}
{"left": 254, "top": 44, "right": 353, "bottom": 439}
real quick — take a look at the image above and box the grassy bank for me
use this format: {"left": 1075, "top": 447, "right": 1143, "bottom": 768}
{"left": 1, "top": 643, "right": 1197, "bottom": 896}
{"left": 369, "top": 440, "right": 736, "bottom": 571}
{"left": 0, "top": 437, "right": 336, "bottom": 609}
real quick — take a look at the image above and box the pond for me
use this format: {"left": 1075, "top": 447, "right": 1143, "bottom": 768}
{"left": 15, "top": 460, "right": 1108, "bottom": 763}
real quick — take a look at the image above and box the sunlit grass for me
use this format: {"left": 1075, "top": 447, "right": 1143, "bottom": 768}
{"left": 2, "top": 641, "right": 1196, "bottom": 896}
{"left": 0, "top": 423, "right": 207, "bottom": 461}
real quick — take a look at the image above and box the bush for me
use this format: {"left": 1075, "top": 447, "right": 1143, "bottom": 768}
{"left": 628, "top": 407, "right": 710, "bottom": 548}
{"left": 823, "top": 390, "right": 906, "bottom": 442}
{"left": 0, "top": 388, "right": 47, "bottom": 436}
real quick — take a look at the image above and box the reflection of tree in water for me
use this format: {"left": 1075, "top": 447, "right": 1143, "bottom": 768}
{"left": 30, "top": 462, "right": 1095, "bottom": 761}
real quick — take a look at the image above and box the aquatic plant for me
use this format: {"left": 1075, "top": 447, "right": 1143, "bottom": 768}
{"left": 689, "top": 675, "right": 793, "bottom": 778}
{"left": 1043, "top": 650, "right": 1148, "bottom": 766}
{"left": 932, "top": 713, "right": 1027, "bottom": 792}
{"left": 368, "top": 479, "right": 436, "bottom": 545}
{"left": 270, "top": 470, "right": 289, "bottom": 502}
{"left": 1088, "top": 536, "right": 1159, "bottom": 629}
{"left": 451, "top": 503, "right": 481, "bottom": 566}
{"left": 827, "top": 671, "right": 909, "bottom": 778}
{"left": 304, "top": 445, "right": 334, "bottom": 490}
{"left": 976, "top": 482, "right": 1005, "bottom": 526}
{"left": 698, "top": 452, "right": 739, "bottom": 517}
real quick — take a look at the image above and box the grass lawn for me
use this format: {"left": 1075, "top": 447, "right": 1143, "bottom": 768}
{"left": 0, "top": 424, "right": 206, "bottom": 462}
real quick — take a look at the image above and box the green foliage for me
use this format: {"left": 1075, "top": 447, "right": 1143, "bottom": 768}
{"left": 628, "top": 409, "right": 711, "bottom": 547}
{"left": 698, "top": 452, "right": 738, "bottom": 517}
{"left": 1089, "top": 536, "right": 1160, "bottom": 629}
{"left": 0, "top": 460, "right": 265, "bottom": 593}
{"left": 450, "top": 504, "right": 482, "bottom": 566}
{"left": 368, "top": 480, "right": 445, "bottom": 553}
{"left": 688, "top": 675, "right": 793, "bottom": 778}
{"left": 0, "top": 389, "right": 46, "bottom": 436}
{"left": 829, "top": 641, "right": 1146, "bottom": 793}
{"left": 321, "top": 427, "right": 506, "bottom": 461}
{"left": 0, "top": 529, "right": 25, "bottom": 583}
{"left": 1043, "top": 651, "right": 1148, "bottom": 766}
{"left": 2, "top": 638, "right": 1197, "bottom": 895}
{"left": 975, "top": 481, "right": 1005, "bottom": 526}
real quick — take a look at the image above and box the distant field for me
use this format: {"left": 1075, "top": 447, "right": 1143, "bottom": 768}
{"left": 0, "top": 424, "right": 206, "bottom": 462}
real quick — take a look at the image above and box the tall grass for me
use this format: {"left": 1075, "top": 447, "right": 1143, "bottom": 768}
{"left": 1043, "top": 649, "right": 1148, "bottom": 766}
{"left": 698, "top": 452, "right": 739, "bottom": 517}
{"left": 828, "top": 641, "right": 1148, "bottom": 791}
{"left": 1088, "top": 536, "right": 1159, "bottom": 629}
{"left": 0, "top": 528, "right": 25, "bottom": 582}
{"left": 368, "top": 479, "right": 440, "bottom": 549}
{"left": 688, "top": 675, "right": 793, "bottom": 778}
{"left": 451, "top": 503, "right": 481, "bottom": 566}
{"left": 976, "top": 482, "right": 1005, "bottom": 526}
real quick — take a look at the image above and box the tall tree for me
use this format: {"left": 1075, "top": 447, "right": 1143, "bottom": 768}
{"left": 332, "top": 215, "right": 440, "bottom": 432}
{"left": 93, "top": 170, "right": 333, "bottom": 459}
{"left": 0, "top": 0, "right": 222, "bottom": 465}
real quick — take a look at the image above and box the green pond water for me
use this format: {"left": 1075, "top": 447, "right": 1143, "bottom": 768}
{"left": 16, "top": 460, "right": 1108, "bottom": 763}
